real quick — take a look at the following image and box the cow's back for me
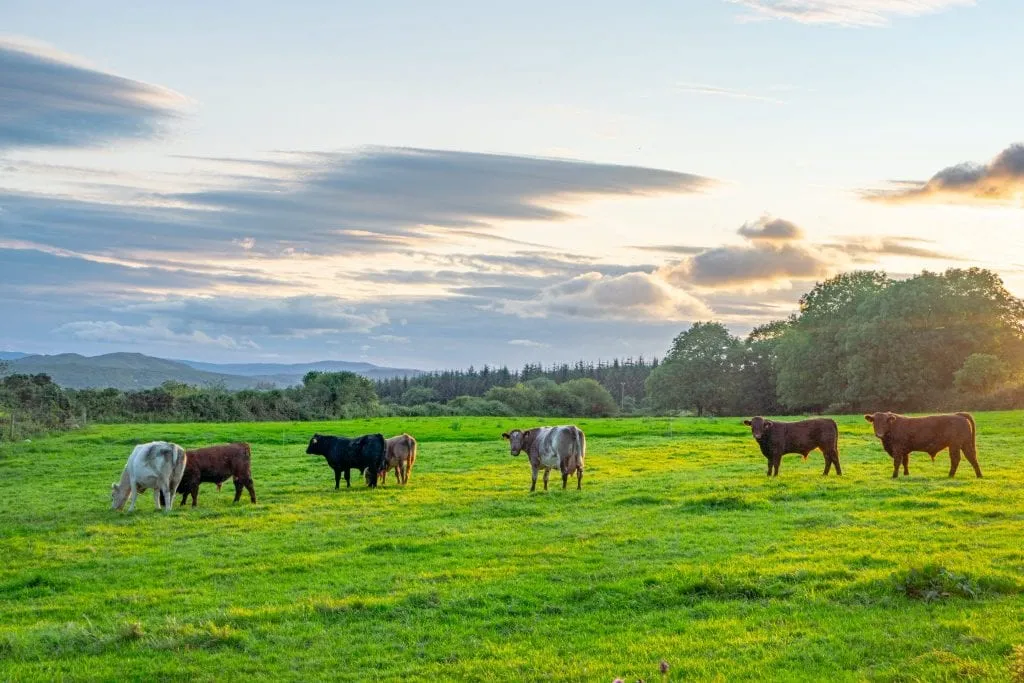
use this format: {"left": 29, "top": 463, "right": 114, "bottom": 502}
{"left": 531, "top": 425, "right": 582, "bottom": 470}
{"left": 893, "top": 414, "right": 973, "bottom": 452}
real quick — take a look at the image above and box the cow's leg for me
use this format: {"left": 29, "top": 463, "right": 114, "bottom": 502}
{"left": 766, "top": 457, "right": 772, "bottom": 477}
{"left": 948, "top": 446, "right": 961, "bottom": 478}
{"left": 162, "top": 486, "right": 173, "bottom": 513}
{"left": 964, "top": 445, "right": 983, "bottom": 478}
{"left": 562, "top": 470, "right": 569, "bottom": 489}
{"left": 891, "top": 453, "right": 901, "bottom": 478}
{"left": 773, "top": 454, "right": 782, "bottom": 477}
{"left": 153, "top": 489, "right": 162, "bottom": 510}
{"left": 344, "top": 469, "right": 352, "bottom": 488}
{"left": 233, "top": 479, "right": 244, "bottom": 503}
{"left": 832, "top": 450, "right": 842, "bottom": 476}
{"left": 244, "top": 479, "right": 256, "bottom": 503}
{"left": 191, "top": 486, "right": 198, "bottom": 507}
{"left": 822, "top": 448, "right": 832, "bottom": 476}
{"left": 334, "top": 468, "right": 342, "bottom": 490}
{"left": 530, "top": 467, "right": 538, "bottom": 492}
{"left": 902, "top": 453, "right": 910, "bottom": 476}
{"left": 543, "top": 468, "right": 550, "bottom": 491}
{"left": 576, "top": 467, "right": 582, "bottom": 490}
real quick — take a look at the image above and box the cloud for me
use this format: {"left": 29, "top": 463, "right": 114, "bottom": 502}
{"left": 371, "top": 334, "right": 410, "bottom": 344}
{"left": 864, "top": 143, "right": 1024, "bottom": 206}
{"left": 56, "top": 320, "right": 255, "bottom": 350}
{"left": 1, "top": 148, "right": 714, "bottom": 258}
{"left": 727, "top": 0, "right": 975, "bottom": 26}
{"left": 658, "top": 217, "right": 961, "bottom": 290}
{"left": 0, "top": 37, "right": 186, "bottom": 150}
{"left": 510, "top": 271, "right": 711, "bottom": 321}
{"left": 125, "top": 297, "right": 389, "bottom": 337}
{"left": 664, "top": 242, "right": 831, "bottom": 288}
{"left": 676, "top": 83, "right": 784, "bottom": 104}
{"left": 629, "top": 244, "right": 708, "bottom": 255}
{"left": 508, "top": 339, "right": 550, "bottom": 348}
{"left": 736, "top": 217, "right": 804, "bottom": 242}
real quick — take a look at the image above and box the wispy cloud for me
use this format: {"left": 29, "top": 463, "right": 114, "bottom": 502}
{"left": 508, "top": 339, "right": 549, "bottom": 348}
{"left": 863, "top": 143, "right": 1024, "bottom": 206}
{"left": 0, "top": 37, "right": 187, "bottom": 150}
{"left": 676, "top": 82, "right": 785, "bottom": 104}
{"left": 727, "top": 0, "right": 975, "bottom": 27}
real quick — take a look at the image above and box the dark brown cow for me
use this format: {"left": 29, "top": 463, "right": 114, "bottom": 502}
{"left": 177, "top": 442, "right": 257, "bottom": 506}
{"left": 742, "top": 417, "right": 842, "bottom": 477}
{"left": 865, "top": 412, "right": 980, "bottom": 478}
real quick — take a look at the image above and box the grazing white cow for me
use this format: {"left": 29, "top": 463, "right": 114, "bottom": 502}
{"left": 111, "top": 441, "right": 187, "bottom": 513}
{"left": 501, "top": 425, "right": 585, "bottom": 491}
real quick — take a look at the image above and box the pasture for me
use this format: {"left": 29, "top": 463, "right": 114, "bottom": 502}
{"left": 1, "top": 414, "right": 1023, "bottom": 681}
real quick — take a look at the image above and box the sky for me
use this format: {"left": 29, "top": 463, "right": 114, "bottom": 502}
{"left": 1, "top": 0, "right": 1023, "bottom": 370}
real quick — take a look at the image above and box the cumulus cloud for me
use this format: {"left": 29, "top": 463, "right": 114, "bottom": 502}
{"left": 864, "top": 143, "right": 1024, "bottom": 205}
{"left": 510, "top": 271, "right": 711, "bottom": 321}
{"left": 0, "top": 37, "right": 186, "bottom": 149}
{"left": 659, "top": 217, "right": 962, "bottom": 290}
{"left": 57, "top": 320, "right": 255, "bottom": 350}
{"left": 736, "top": 217, "right": 804, "bottom": 242}
{"left": 727, "top": 0, "right": 974, "bottom": 26}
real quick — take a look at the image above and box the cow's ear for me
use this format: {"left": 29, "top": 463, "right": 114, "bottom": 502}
{"left": 864, "top": 415, "right": 874, "bottom": 422}
{"left": 886, "top": 414, "right": 897, "bottom": 425}
{"left": 501, "top": 432, "right": 510, "bottom": 440}
{"left": 111, "top": 482, "right": 118, "bottom": 490}
{"left": 742, "top": 420, "right": 752, "bottom": 426}
{"left": 763, "top": 420, "right": 773, "bottom": 428}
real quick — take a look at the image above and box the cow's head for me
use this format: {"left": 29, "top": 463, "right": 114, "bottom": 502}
{"left": 742, "top": 416, "right": 772, "bottom": 441}
{"left": 306, "top": 434, "right": 323, "bottom": 456}
{"left": 110, "top": 481, "right": 129, "bottom": 511}
{"left": 502, "top": 430, "right": 525, "bottom": 456}
{"left": 864, "top": 412, "right": 896, "bottom": 438}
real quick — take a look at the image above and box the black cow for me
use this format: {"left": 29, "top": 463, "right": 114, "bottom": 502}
{"left": 306, "top": 433, "right": 387, "bottom": 489}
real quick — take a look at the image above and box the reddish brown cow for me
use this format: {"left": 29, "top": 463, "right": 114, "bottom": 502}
{"left": 742, "top": 416, "right": 842, "bottom": 477}
{"left": 177, "top": 442, "right": 257, "bottom": 506}
{"left": 865, "top": 412, "right": 980, "bottom": 478}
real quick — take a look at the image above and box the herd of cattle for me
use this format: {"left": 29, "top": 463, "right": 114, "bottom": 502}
{"left": 109, "top": 411, "right": 983, "bottom": 512}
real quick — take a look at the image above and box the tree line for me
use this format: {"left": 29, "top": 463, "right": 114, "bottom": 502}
{"left": 3, "top": 267, "right": 1023, "bottom": 441}
{"left": 645, "top": 268, "right": 1024, "bottom": 416}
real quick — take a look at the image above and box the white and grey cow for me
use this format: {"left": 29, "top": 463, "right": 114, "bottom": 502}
{"left": 501, "top": 425, "right": 585, "bottom": 491}
{"left": 111, "top": 441, "right": 187, "bottom": 513}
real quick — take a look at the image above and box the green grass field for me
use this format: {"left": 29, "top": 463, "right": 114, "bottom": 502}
{"left": 1, "top": 414, "right": 1023, "bottom": 681}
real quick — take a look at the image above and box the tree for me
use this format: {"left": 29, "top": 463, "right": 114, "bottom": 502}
{"left": 775, "top": 271, "right": 891, "bottom": 411}
{"left": 646, "top": 322, "right": 739, "bottom": 416}
{"left": 563, "top": 378, "right": 618, "bottom": 417}
{"left": 301, "top": 371, "right": 378, "bottom": 417}
{"left": 401, "top": 386, "right": 437, "bottom": 405}
{"left": 954, "top": 353, "right": 1009, "bottom": 395}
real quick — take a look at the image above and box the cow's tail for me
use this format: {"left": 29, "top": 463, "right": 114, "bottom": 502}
{"left": 956, "top": 412, "right": 977, "bottom": 451}
{"left": 406, "top": 434, "right": 417, "bottom": 478}
{"left": 573, "top": 426, "right": 585, "bottom": 471}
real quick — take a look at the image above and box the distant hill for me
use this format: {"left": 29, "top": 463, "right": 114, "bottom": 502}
{"left": 177, "top": 359, "right": 420, "bottom": 382}
{"left": 1, "top": 353, "right": 420, "bottom": 390}
{"left": 0, "top": 352, "right": 28, "bottom": 360}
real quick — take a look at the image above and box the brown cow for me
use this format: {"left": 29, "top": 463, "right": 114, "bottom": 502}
{"left": 177, "top": 442, "right": 257, "bottom": 506}
{"left": 742, "top": 417, "right": 842, "bottom": 477}
{"left": 865, "top": 412, "right": 980, "bottom": 479}
{"left": 379, "top": 433, "right": 417, "bottom": 486}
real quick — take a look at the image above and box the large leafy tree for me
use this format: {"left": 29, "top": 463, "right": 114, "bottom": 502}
{"left": 775, "top": 271, "right": 891, "bottom": 410}
{"left": 645, "top": 322, "right": 739, "bottom": 416}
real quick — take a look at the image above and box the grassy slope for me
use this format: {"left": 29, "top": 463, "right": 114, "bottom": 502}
{"left": 1, "top": 414, "right": 1022, "bottom": 682}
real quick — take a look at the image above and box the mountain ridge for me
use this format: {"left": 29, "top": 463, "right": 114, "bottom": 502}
{"left": 0, "top": 352, "right": 420, "bottom": 390}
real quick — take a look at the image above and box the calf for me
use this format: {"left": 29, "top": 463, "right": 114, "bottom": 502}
{"left": 306, "top": 433, "right": 386, "bottom": 488}
{"left": 865, "top": 412, "right": 980, "bottom": 478}
{"left": 111, "top": 441, "right": 187, "bottom": 513}
{"left": 502, "top": 425, "right": 585, "bottom": 491}
{"left": 742, "top": 417, "right": 841, "bottom": 477}
{"left": 177, "top": 442, "right": 256, "bottom": 507}
{"left": 379, "top": 433, "right": 417, "bottom": 486}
